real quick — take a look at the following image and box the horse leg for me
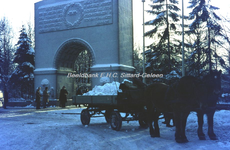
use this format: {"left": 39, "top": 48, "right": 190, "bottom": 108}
{"left": 153, "top": 111, "right": 160, "bottom": 137}
{"left": 174, "top": 110, "right": 189, "bottom": 143}
{"left": 180, "top": 112, "right": 189, "bottom": 143}
{"left": 207, "top": 109, "right": 218, "bottom": 140}
{"left": 149, "top": 110, "right": 160, "bottom": 137}
{"left": 148, "top": 106, "right": 155, "bottom": 137}
{"left": 173, "top": 111, "right": 182, "bottom": 143}
{"left": 149, "top": 115, "right": 155, "bottom": 137}
{"left": 164, "top": 112, "right": 173, "bottom": 127}
{"left": 169, "top": 112, "right": 175, "bottom": 126}
{"left": 197, "top": 111, "right": 206, "bottom": 140}
{"left": 149, "top": 119, "right": 155, "bottom": 137}
{"left": 172, "top": 116, "right": 175, "bottom": 126}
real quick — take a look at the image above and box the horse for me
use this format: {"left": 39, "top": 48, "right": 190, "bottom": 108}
{"left": 169, "top": 70, "right": 222, "bottom": 143}
{"left": 145, "top": 82, "right": 174, "bottom": 137}
{"left": 145, "top": 70, "right": 222, "bottom": 143}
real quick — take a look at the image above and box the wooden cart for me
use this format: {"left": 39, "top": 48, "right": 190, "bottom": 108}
{"left": 72, "top": 89, "right": 148, "bottom": 131}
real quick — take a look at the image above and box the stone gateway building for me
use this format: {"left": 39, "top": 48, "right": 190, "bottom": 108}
{"left": 34, "top": 0, "right": 134, "bottom": 99}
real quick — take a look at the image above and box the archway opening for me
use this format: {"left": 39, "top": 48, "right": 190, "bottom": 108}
{"left": 74, "top": 50, "right": 92, "bottom": 93}
{"left": 55, "top": 39, "right": 94, "bottom": 98}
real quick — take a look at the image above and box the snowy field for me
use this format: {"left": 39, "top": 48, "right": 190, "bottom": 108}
{"left": 0, "top": 106, "right": 230, "bottom": 150}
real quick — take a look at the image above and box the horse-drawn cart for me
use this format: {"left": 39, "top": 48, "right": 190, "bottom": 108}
{"left": 72, "top": 88, "right": 148, "bottom": 131}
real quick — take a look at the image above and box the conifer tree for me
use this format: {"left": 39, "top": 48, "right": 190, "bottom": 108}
{"left": 145, "top": 0, "right": 181, "bottom": 80}
{"left": 187, "top": 0, "right": 225, "bottom": 76}
{"left": 10, "top": 25, "right": 35, "bottom": 98}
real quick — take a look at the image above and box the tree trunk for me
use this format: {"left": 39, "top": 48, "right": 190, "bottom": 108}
{"left": 197, "top": 38, "right": 200, "bottom": 76}
{"left": 208, "top": 27, "right": 212, "bottom": 72}
{"left": 166, "top": 0, "right": 171, "bottom": 72}
{"left": 229, "top": 51, "right": 230, "bottom": 74}
{"left": 3, "top": 86, "right": 8, "bottom": 109}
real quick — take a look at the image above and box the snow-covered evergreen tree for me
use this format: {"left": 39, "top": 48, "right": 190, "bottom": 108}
{"left": 144, "top": 0, "right": 182, "bottom": 83}
{"left": 187, "top": 0, "right": 226, "bottom": 76}
{"left": 10, "top": 25, "right": 35, "bottom": 97}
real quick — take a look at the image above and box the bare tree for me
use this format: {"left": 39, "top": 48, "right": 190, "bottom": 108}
{"left": 0, "top": 17, "right": 15, "bottom": 108}
{"left": 133, "top": 44, "right": 143, "bottom": 74}
{"left": 25, "top": 21, "right": 35, "bottom": 49}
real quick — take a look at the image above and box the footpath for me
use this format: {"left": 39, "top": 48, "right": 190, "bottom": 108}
{"left": 0, "top": 105, "right": 79, "bottom": 115}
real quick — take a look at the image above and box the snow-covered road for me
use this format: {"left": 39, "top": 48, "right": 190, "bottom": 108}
{"left": 0, "top": 106, "right": 229, "bottom": 150}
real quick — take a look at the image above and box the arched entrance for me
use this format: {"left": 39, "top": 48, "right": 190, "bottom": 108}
{"left": 34, "top": 0, "right": 134, "bottom": 100}
{"left": 54, "top": 38, "right": 95, "bottom": 99}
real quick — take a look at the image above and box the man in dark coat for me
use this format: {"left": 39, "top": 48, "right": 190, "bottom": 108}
{"left": 43, "top": 87, "right": 49, "bottom": 108}
{"left": 76, "top": 88, "right": 82, "bottom": 95}
{"left": 36, "top": 87, "right": 41, "bottom": 109}
{"left": 59, "top": 86, "right": 68, "bottom": 108}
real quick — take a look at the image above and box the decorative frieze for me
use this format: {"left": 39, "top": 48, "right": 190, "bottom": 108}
{"left": 38, "top": 0, "right": 113, "bottom": 33}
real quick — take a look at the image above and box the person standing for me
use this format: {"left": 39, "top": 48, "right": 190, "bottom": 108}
{"left": 76, "top": 87, "right": 82, "bottom": 107}
{"left": 59, "top": 86, "right": 68, "bottom": 108}
{"left": 36, "top": 87, "right": 41, "bottom": 109}
{"left": 43, "top": 87, "right": 49, "bottom": 108}
{"left": 76, "top": 88, "right": 82, "bottom": 95}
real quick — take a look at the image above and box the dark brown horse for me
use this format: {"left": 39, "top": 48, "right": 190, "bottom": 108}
{"left": 145, "top": 82, "right": 173, "bottom": 137}
{"left": 146, "top": 70, "right": 222, "bottom": 143}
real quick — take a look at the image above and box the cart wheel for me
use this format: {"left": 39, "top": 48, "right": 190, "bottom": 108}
{"left": 139, "top": 112, "right": 149, "bottom": 129}
{"left": 81, "top": 109, "right": 90, "bottom": 125}
{"left": 110, "top": 111, "right": 122, "bottom": 131}
{"left": 104, "top": 110, "right": 112, "bottom": 123}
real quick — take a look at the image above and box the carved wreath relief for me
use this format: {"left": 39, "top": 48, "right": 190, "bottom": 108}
{"left": 64, "top": 3, "right": 83, "bottom": 28}
{"left": 38, "top": 0, "right": 113, "bottom": 33}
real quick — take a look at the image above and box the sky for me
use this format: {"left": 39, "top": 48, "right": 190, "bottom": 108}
{"left": 133, "top": 0, "right": 230, "bottom": 47}
{"left": 0, "top": 0, "right": 229, "bottom": 46}
{"left": 0, "top": 0, "right": 41, "bottom": 36}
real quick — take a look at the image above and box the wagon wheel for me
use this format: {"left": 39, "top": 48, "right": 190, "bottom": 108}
{"left": 81, "top": 109, "right": 90, "bottom": 125}
{"left": 138, "top": 112, "right": 149, "bottom": 129}
{"left": 110, "top": 111, "right": 122, "bottom": 131}
{"left": 104, "top": 110, "right": 112, "bottom": 123}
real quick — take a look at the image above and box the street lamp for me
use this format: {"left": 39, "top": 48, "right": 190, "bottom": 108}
{"left": 182, "top": 0, "right": 185, "bottom": 77}
{"left": 142, "top": 0, "right": 146, "bottom": 83}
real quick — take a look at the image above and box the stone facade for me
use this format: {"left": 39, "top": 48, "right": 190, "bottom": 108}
{"left": 34, "top": 0, "right": 134, "bottom": 99}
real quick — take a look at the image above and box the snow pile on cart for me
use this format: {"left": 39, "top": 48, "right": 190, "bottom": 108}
{"left": 83, "top": 81, "right": 121, "bottom": 95}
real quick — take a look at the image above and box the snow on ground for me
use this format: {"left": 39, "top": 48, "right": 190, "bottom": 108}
{"left": 0, "top": 106, "right": 230, "bottom": 150}
{"left": 8, "top": 98, "right": 27, "bottom": 102}
{"left": 1, "top": 80, "right": 230, "bottom": 149}
{"left": 222, "top": 93, "right": 230, "bottom": 97}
